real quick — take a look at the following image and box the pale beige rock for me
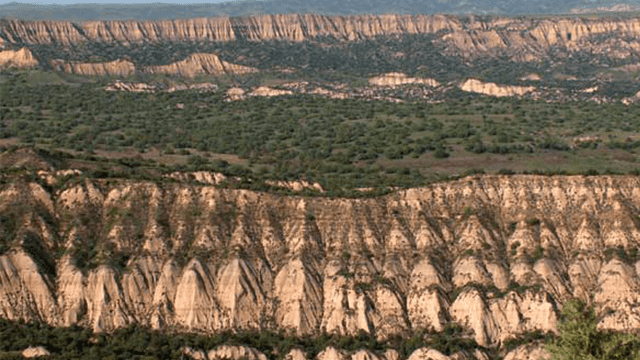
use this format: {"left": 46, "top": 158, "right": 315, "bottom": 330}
{"left": 173, "top": 258, "right": 220, "bottom": 331}
{"left": 407, "top": 347, "right": 450, "bottom": 360}
{"left": 249, "top": 86, "right": 293, "bottom": 97}
{"left": 207, "top": 345, "right": 267, "bottom": 360}
{"left": 0, "top": 48, "right": 38, "bottom": 68}
{"left": 452, "top": 256, "right": 493, "bottom": 288}
{"left": 56, "top": 255, "right": 86, "bottom": 326}
{"left": 226, "top": 87, "right": 246, "bottom": 101}
{"left": 520, "top": 73, "right": 541, "bottom": 81}
{"left": 183, "top": 346, "right": 207, "bottom": 360}
{"left": 408, "top": 258, "right": 450, "bottom": 331}
{"left": 51, "top": 59, "right": 135, "bottom": 76}
{"left": 473, "top": 350, "right": 489, "bottom": 360}
{"left": 459, "top": 79, "right": 536, "bottom": 97}
{"left": 265, "top": 180, "right": 324, "bottom": 192}
{"left": 370, "top": 285, "right": 408, "bottom": 339}
{"left": 369, "top": 73, "right": 439, "bottom": 87}
{"left": 9, "top": 174, "right": 640, "bottom": 341}
{"left": 321, "top": 268, "right": 371, "bottom": 336}
{"left": 21, "top": 346, "right": 50, "bottom": 358}
{"left": 151, "top": 260, "right": 181, "bottom": 329}
{"left": 503, "top": 344, "right": 550, "bottom": 360}
{"left": 383, "top": 349, "right": 400, "bottom": 360}
{"left": 407, "top": 288, "right": 448, "bottom": 332}
{"left": 317, "top": 347, "right": 347, "bottom": 360}
{"left": 85, "top": 265, "right": 133, "bottom": 332}
{"left": 216, "top": 258, "right": 266, "bottom": 329}
{"left": 285, "top": 349, "right": 308, "bottom": 360}
{"left": 274, "top": 258, "right": 322, "bottom": 335}
{"left": 165, "top": 172, "right": 227, "bottom": 185}
{"left": 485, "top": 263, "right": 509, "bottom": 291}
{"left": 351, "top": 349, "right": 381, "bottom": 360}
{"left": 450, "top": 288, "right": 498, "bottom": 347}
{"left": 0, "top": 250, "right": 57, "bottom": 324}
{"left": 144, "top": 53, "right": 257, "bottom": 78}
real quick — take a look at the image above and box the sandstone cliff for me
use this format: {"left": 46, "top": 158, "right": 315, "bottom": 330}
{"left": 48, "top": 53, "right": 254, "bottom": 77}
{"left": 50, "top": 59, "right": 135, "bottom": 76}
{"left": 459, "top": 79, "right": 536, "bottom": 97}
{"left": 3, "top": 15, "right": 640, "bottom": 61}
{"left": 143, "top": 53, "right": 258, "bottom": 78}
{"left": 369, "top": 73, "right": 439, "bottom": 88}
{"left": 0, "top": 47, "right": 38, "bottom": 68}
{"left": 2, "top": 173, "right": 640, "bottom": 349}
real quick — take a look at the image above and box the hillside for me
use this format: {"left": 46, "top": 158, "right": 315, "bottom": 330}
{"left": 4, "top": 166, "right": 640, "bottom": 357}
{"left": 2, "top": 13, "right": 640, "bottom": 87}
{"left": 3, "top": 9, "right": 640, "bottom": 359}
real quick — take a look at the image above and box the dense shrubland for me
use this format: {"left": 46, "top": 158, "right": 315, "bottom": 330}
{"left": 3, "top": 70, "right": 640, "bottom": 195}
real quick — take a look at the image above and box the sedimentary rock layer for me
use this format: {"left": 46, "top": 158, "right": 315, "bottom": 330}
{"left": 3, "top": 15, "right": 640, "bottom": 60}
{"left": 2, "top": 173, "right": 640, "bottom": 348}
{"left": 0, "top": 47, "right": 38, "bottom": 68}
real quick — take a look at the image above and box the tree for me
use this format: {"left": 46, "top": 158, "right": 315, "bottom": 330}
{"left": 545, "top": 299, "right": 640, "bottom": 360}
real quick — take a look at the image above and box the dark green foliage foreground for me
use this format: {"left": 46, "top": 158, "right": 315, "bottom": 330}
{"left": 0, "top": 319, "right": 481, "bottom": 360}
{"left": 545, "top": 299, "right": 640, "bottom": 360}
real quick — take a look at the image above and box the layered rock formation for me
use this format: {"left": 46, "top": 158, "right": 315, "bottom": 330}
{"left": 2, "top": 173, "right": 640, "bottom": 350}
{"left": 50, "top": 59, "right": 135, "bottom": 76}
{"left": 459, "top": 79, "right": 536, "bottom": 97}
{"left": 104, "top": 80, "right": 218, "bottom": 92}
{"left": 0, "top": 15, "right": 459, "bottom": 45}
{"left": 248, "top": 86, "right": 293, "bottom": 97}
{"left": 4, "top": 15, "right": 640, "bottom": 61}
{"left": 143, "top": 53, "right": 257, "bottom": 78}
{"left": 180, "top": 345, "right": 502, "bottom": 360}
{"left": 49, "top": 54, "right": 254, "bottom": 77}
{"left": 0, "top": 47, "right": 38, "bottom": 68}
{"left": 369, "top": 73, "right": 440, "bottom": 87}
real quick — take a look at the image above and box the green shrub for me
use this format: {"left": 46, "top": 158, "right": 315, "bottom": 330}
{"left": 545, "top": 299, "right": 640, "bottom": 360}
{"left": 433, "top": 148, "right": 450, "bottom": 159}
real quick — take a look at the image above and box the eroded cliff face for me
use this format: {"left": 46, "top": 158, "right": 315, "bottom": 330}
{"left": 143, "top": 53, "right": 258, "bottom": 78}
{"left": 0, "top": 47, "right": 38, "bottom": 68}
{"left": 459, "top": 79, "right": 536, "bottom": 97}
{"left": 179, "top": 345, "right": 517, "bottom": 360}
{"left": 369, "top": 73, "right": 439, "bottom": 88}
{"left": 2, "top": 173, "right": 640, "bottom": 349}
{"left": 0, "top": 15, "right": 459, "bottom": 45}
{"left": 2, "top": 14, "right": 640, "bottom": 61}
{"left": 47, "top": 54, "right": 255, "bottom": 77}
{"left": 50, "top": 59, "right": 135, "bottom": 76}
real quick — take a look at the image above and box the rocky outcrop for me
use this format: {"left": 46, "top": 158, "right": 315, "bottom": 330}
{"left": 51, "top": 59, "right": 135, "bottom": 76}
{"left": 5, "top": 15, "right": 640, "bottom": 61}
{"left": 226, "top": 87, "right": 246, "bottom": 101}
{"left": 144, "top": 53, "right": 257, "bottom": 78}
{"left": 50, "top": 53, "right": 253, "bottom": 77}
{"left": 4, "top": 174, "right": 640, "bottom": 347}
{"left": 459, "top": 79, "right": 536, "bottom": 97}
{"left": 502, "top": 344, "right": 550, "bottom": 360}
{"left": 21, "top": 346, "right": 51, "bottom": 358}
{"left": 0, "top": 48, "right": 38, "bottom": 68}
{"left": 369, "top": 73, "right": 440, "bottom": 87}
{"left": 0, "top": 15, "right": 459, "bottom": 45}
{"left": 265, "top": 180, "right": 324, "bottom": 192}
{"left": 519, "top": 73, "right": 541, "bottom": 81}
{"left": 248, "top": 86, "right": 293, "bottom": 97}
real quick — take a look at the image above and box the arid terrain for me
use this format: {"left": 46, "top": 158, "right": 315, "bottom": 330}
{"left": 4, "top": 6, "right": 640, "bottom": 360}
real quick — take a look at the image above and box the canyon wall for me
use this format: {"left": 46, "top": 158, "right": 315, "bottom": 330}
{"left": 3, "top": 15, "right": 640, "bottom": 59}
{"left": 2, "top": 173, "right": 640, "bottom": 349}
{"left": 0, "top": 47, "right": 38, "bottom": 68}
